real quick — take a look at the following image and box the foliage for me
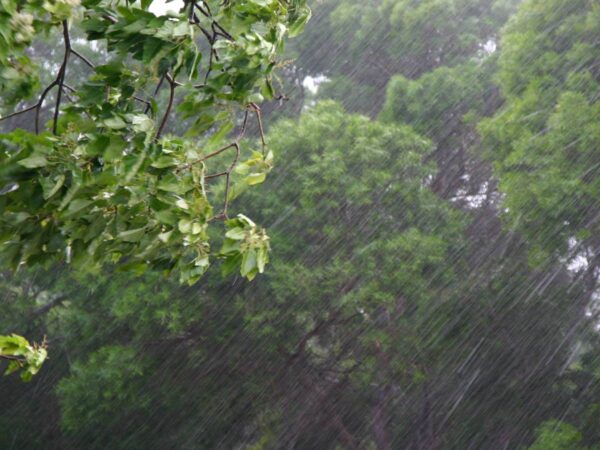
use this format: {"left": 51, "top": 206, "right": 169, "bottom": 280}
{"left": 0, "top": 0, "right": 309, "bottom": 284}
{"left": 0, "top": 0, "right": 599, "bottom": 448}
{"left": 0, "top": 333, "right": 47, "bottom": 381}
{"left": 57, "top": 345, "right": 149, "bottom": 440}
{"left": 479, "top": 0, "right": 600, "bottom": 262}
{"left": 16, "top": 100, "right": 588, "bottom": 449}
{"left": 380, "top": 61, "right": 492, "bottom": 140}
{"left": 290, "top": 0, "right": 520, "bottom": 114}
{"left": 528, "top": 420, "right": 586, "bottom": 450}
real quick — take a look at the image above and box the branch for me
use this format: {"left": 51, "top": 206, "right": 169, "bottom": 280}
{"left": 6, "top": 21, "right": 70, "bottom": 133}
{"left": 155, "top": 74, "right": 177, "bottom": 139}
{"left": 212, "top": 21, "right": 234, "bottom": 41}
{"left": 177, "top": 141, "right": 240, "bottom": 220}
{"left": 35, "top": 80, "right": 59, "bottom": 134}
{"left": 102, "top": 14, "right": 118, "bottom": 24}
{"left": 193, "top": 1, "right": 211, "bottom": 18}
{"left": 70, "top": 48, "right": 94, "bottom": 69}
{"left": 175, "top": 104, "right": 267, "bottom": 221}
{"left": 249, "top": 103, "right": 266, "bottom": 153}
{"left": 238, "top": 110, "right": 249, "bottom": 140}
{"left": 33, "top": 295, "right": 67, "bottom": 317}
{"left": 61, "top": 87, "right": 76, "bottom": 103}
{"left": 205, "top": 48, "right": 216, "bottom": 83}
{"left": 201, "top": 141, "right": 238, "bottom": 162}
{"left": 0, "top": 104, "right": 39, "bottom": 122}
{"left": 219, "top": 142, "right": 240, "bottom": 218}
{"left": 144, "top": 74, "right": 165, "bottom": 115}
{"left": 52, "top": 20, "right": 71, "bottom": 135}
{"left": 132, "top": 95, "right": 152, "bottom": 109}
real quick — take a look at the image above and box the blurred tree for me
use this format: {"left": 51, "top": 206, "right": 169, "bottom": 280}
{"left": 1, "top": 1, "right": 599, "bottom": 449}
{"left": 290, "top": 0, "right": 520, "bottom": 115}
{"left": 528, "top": 420, "right": 586, "bottom": 450}
{"left": 0, "top": 100, "right": 594, "bottom": 449}
{"left": 479, "top": 0, "right": 600, "bottom": 267}
{"left": 380, "top": 59, "right": 501, "bottom": 200}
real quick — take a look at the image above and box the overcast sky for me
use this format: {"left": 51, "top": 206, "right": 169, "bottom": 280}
{"left": 148, "top": 0, "right": 184, "bottom": 15}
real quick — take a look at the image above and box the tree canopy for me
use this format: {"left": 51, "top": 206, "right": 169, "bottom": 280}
{"left": 1, "top": 0, "right": 600, "bottom": 448}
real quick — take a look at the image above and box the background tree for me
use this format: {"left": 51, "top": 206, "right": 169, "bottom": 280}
{"left": 1, "top": 0, "right": 599, "bottom": 448}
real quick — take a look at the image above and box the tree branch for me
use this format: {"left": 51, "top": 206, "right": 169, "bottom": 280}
{"left": 33, "top": 295, "right": 67, "bottom": 317}
{"left": 249, "top": 103, "right": 267, "bottom": 153}
{"left": 52, "top": 20, "right": 71, "bottom": 135}
{"left": 155, "top": 74, "right": 177, "bottom": 139}
{"left": 70, "top": 48, "right": 94, "bottom": 69}
{"left": 0, "top": 104, "right": 39, "bottom": 122}
{"left": 144, "top": 74, "right": 165, "bottom": 115}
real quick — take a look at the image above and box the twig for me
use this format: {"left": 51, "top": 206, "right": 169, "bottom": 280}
{"left": 193, "top": 1, "right": 211, "bottom": 18}
{"left": 214, "top": 142, "right": 240, "bottom": 219}
{"left": 52, "top": 20, "right": 71, "bottom": 135}
{"left": 249, "top": 102, "right": 266, "bottom": 153}
{"left": 204, "top": 170, "right": 228, "bottom": 179}
{"left": 198, "top": 24, "right": 214, "bottom": 43}
{"left": 205, "top": 48, "right": 216, "bottom": 83}
{"left": 102, "top": 14, "right": 118, "bottom": 24}
{"left": 133, "top": 96, "right": 152, "bottom": 109}
{"left": 212, "top": 21, "right": 233, "bottom": 41}
{"left": 61, "top": 87, "right": 76, "bottom": 103}
{"left": 0, "top": 104, "right": 39, "bottom": 122}
{"left": 238, "top": 110, "right": 249, "bottom": 140}
{"left": 70, "top": 48, "right": 94, "bottom": 69}
{"left": 155, "top": 74, "right": 177, "bottom": 139}
{"left": 144, "top": 74, "right": 165, "bottom": 115}
{"left": 206, "top": 142, "right": 236, "bottom": 161}
{"left": 0, "top": 354, "right": 24, "bottom": 362}
{"left": 35, "top": 81, "right": 59, "bottom": 134}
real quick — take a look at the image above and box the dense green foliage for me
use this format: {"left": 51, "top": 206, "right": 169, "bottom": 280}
{"left": 292, "top": 0, "right": 519, "bottom": 114}
{"left": 480, "top": 0, "right": 600, "bottom": 262}
{"left": 0, "top": 0, "right": 309, "bottom": 283}
{"left": 528, "top": 421, "right": 586, "bottom": 450}
{"left": 1, "top": 0, "right": 599, "bottom": 448}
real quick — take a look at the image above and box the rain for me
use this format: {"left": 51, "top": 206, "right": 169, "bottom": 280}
{"left": 0, "top": 0, "right": 599, "bottom": 449}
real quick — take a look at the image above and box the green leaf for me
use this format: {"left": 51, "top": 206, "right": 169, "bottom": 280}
{"left": 220, "top": 238, "right": 241, "bottom": 254}
{"left": 225, "top": 227, "right": 246, "bottom": 240}
{"left": 158, "top": 173, "right": 193, "bottom": 195}
{"left": 40, "top": 174, "right": 65, "bottom": 200}
{"left": 221, "top": 253, "right": 242, "bottom": 277}
{"left": 257, "top": 246, "right": 268, "bottom": 273}
{"left": 241, "top": 248, "right": 257, "bottom": 278}
{"left": 207, "top": 121, "right": 234, "bottom": 147}
{"left": 104, "top": 116, "right": 127, "bottom": 130}
{"left": 247, "top": 92, "right": 264, "bottom": 104}
{"left": 0, "top": 334, "right": 29, "bottom": 354}
{"left": 128, "top": 114, "right": 154, "bottom": 133}
{"left": 117, "top": 228, "right": 147, "bottom": 243}
{"left": 288, "top": 7, "right": 311, "bottom": 37}
{"left": 65, "top": 199, "right": 93, "bottom": 215}
{"left": 151, "top": 156, "right": 178, "bottom": 168}
{"left": 18, "top": 154, "right": 47, "bottom": 168}
{"left": 245, "top": 172, "right": 266, "bottom": 185}
{"left": 178, "top": 219, "right": 191, "bottom": 233}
